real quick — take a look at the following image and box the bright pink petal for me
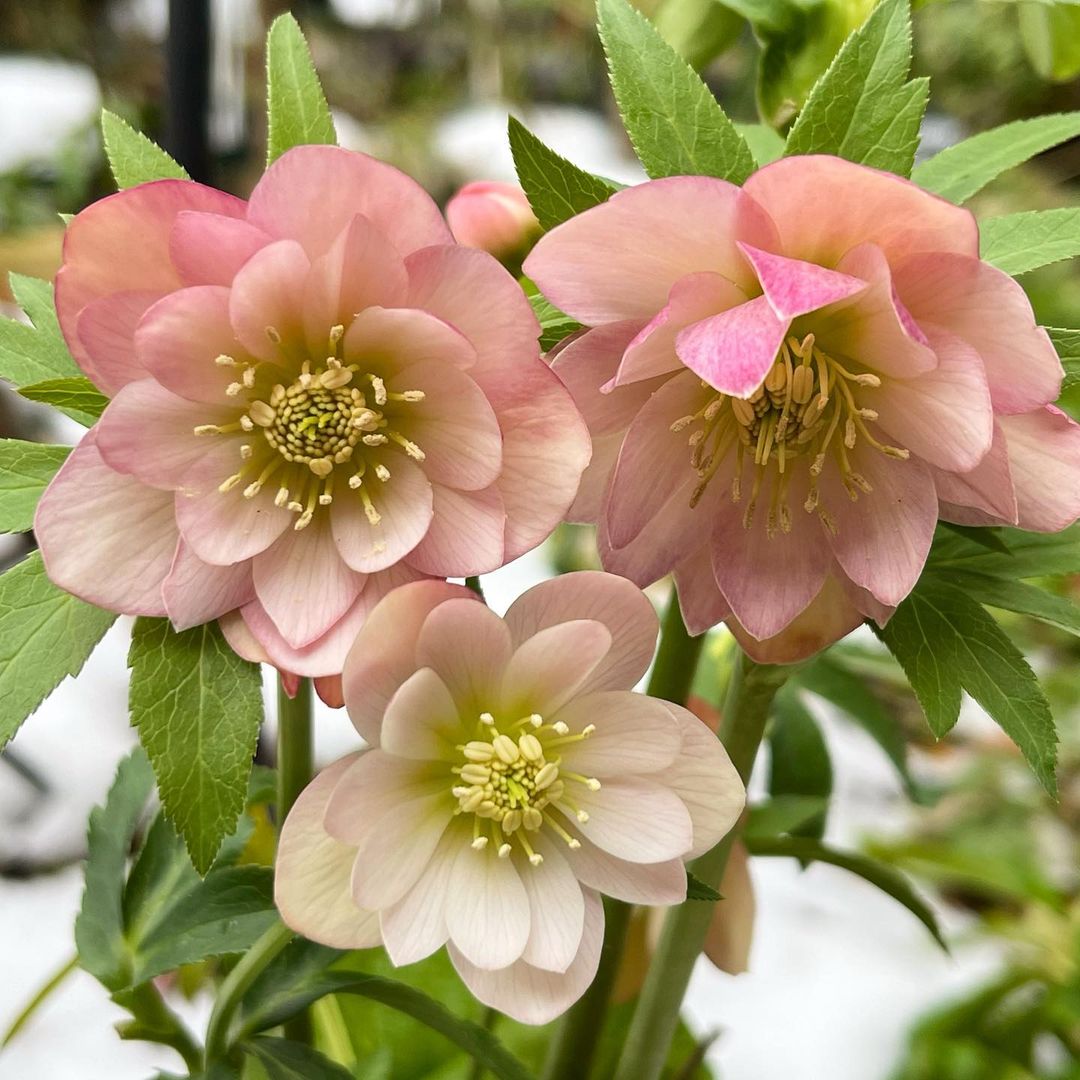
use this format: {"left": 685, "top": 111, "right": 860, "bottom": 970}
{"left": 342, "top": 305, "right": 477, "bottom": 375}
{"left": 247, "top": 145, "right": 452, "bottom": 260}
{"left": 570, "top": 777, "right": 693, "bottom": 863}
{"left": 738, "top": 243, "right": 867, "bottom": 320}
{"left": 999, "top": 407, "right": 1080, "bottom": 532}
{"left": 520, "top": 837, "right": 585, "bottom": 973}
{"left": 274, "top": 753, "right": 383, "bottom": 950}
{"left": 253, "top": 519, "right": 364, "bottom": 649}
{"left": 162, "top": 540, "right": 254, "bottom": 631}
{"left": 743, "top": 155, "right": 979, "bottom": 266}
{"left": 893, "top": 251, "right": 1063, "bottom": 414}
{"left": 35, "top": 436, "right": 177, "bottom": 615}
{"left": 568, "top": 843, "right": 687, "bottom": 906}
{"left": 523, "top": 176, "right": 780, "bottom": 324}
{"left": 405, "top": 484, "right": 506, "bottom": 578}
{"left": 933, "top": 423, "right": 1018, "bottom": 525}
{"left": 556, "top": 692, "right": 681, "bottom": 775}
{"left": 673, "top": 545, "right": 730, "bottom": 636}
{"left": 503, "top": 571, "right": 658, "bottom": 695}
{"left": 169, "top": 212, "right": 271, "bottom": 286}
{"left": 676, "top": 296, "right": 789, "bottom": 397}
{"left": 381, "top": 667, "right": 462, "bottom": 761}
{"left": 445, "top": 843, "right": 530, "bottom": 969}
{"left": 227, "top": 238, "right": 310, "bottom": 362}
{"left": 75, "top": 290, "right": 161, "bottom": 390}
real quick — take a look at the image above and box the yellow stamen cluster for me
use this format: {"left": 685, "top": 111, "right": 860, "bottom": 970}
{"left": 671, "top": 333, "right": 909, "bottom": 537}
{"left": 451, "top": 712, "right": 597, "bottom": 866}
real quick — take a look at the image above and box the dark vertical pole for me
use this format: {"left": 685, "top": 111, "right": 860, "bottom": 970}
{"left": 165, "top": 0, "right": 212, "bottom": 183}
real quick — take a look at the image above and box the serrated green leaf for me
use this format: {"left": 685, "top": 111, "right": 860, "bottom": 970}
{"left": 597, "top": 0, "right": 755, "bottom": 183}
{"left": 0, "top": 440, "right": 69, "bottom": 533}
{"left": 686, "top": 869, "right": 722, "bottom": 901}
{"left": 245, "top": 1037, "right": 354, "bottom": 1080}
{"left": 735, "top": 122, "right": 786, "bottom": 167}
{"left": 746, "top": 833, "right": 947, "bottom": 949}
{"left": 912, "top": 111, "right": 1080, "bottom": 204}
{"left": 265, "top": 13, "right": 336, "bottom": 165}
{"left": 75, "top": 750, "right": 155, "bottom": 989}
{"left": 0, "top": 275, "right": 80, "bottom": 388}
{"left": 876, "top": 580, "right": 1057, "bottom": 795}
{"left": 935, "top": 570, "right": 1080, "bottom": 638}
{"left": 527, "top": 293, "right": 583, "bottom": 351}
{"left": 0, "top": 552, "right": 116, "bottom": 752}
{"left": 784, "top": 0, "right": 926, "bottom": 177}
{"left": 1049, "top": 327, "right": 1080, "bottom": 392}
{"left": 18, "top": 376, "right": 108, "bottom": 426}
{"left": 508, "top": 117, "right": 616, "bottom": 232}
{"left": 928, "top": 523, "right": 1080, "bottom": 579}
{"left": 980, "top": 208, "right": 1080, "bottom": 276}
{"left": 101, "top": 110, "right": 189, "bottom": 188}
{"left": 128, "top": 618, "right": 263, "bottom": 874}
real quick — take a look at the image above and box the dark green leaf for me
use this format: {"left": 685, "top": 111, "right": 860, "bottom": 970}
{"left": 876, "top": 580, "right": 1057, "bottom": 795}
{"left": 508, "top": 117, "right": 616, "bottom": 231}
{"left": 0, "top": 552, "right": 116, "bottom": 752}
{"left": 686, "top": 869, "right": 722, "bottom": 901}
{"left": 939, "top": 570, "right": 1080, "bottom": 637}
{"left": 597, "top": 0, "right": 755, "bottom": 183}
{"left": 768, "top": 687, "right": 831, "bottom": 839}
{"left": 0, "top": 440, "right": 69, "bottom": 533}
{"left": 746, "top": 833, "right": 947, "bottom": 949}
{"left": 784, "top": 0, "right": 927, "bottom": 177}
{"left": 980, "top": 208, "right": 1080, "bottom": 277}
{"left": 128, "top": 618, "right": 263, "bottom": 874}
{"left": 18, "top": 376, "right": 108, "bottom": 426}
{"left": 928, "top": 523, "right": 1080, "bottom": 579}
{"left": 245, "top": 1037, "right": 354, "bottom": 1080}
{"left": 0, "top": 275, "right": 81, "bottom": 388}
{"left": 1048, "top": 327, "right": 1080, "bottom": 393}
{"left": 939, "top": 521, "right": 1012, "bottom": 555}
{"left": 265, "top": 13, "right": 336, "bottom": 164}
{"left": 745, "top": 794, "right": 831, "bottom": 838}
{"left": 528, "top": 293, "right": 583, "bottom": 351}
{"left": 101, "top": 110, "right": 190, "bottom": 188}
{"left": 75, "top": 751, "right": 155, "bottom": 989}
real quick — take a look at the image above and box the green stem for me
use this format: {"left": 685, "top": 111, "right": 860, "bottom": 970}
{"left": 2, "top": 953, "right": 77, "bottom": 1047}
{"left": 468, "top": 1007, "right": 499, "bottom": 1080}
{"left": 612, "top": 652, "right": 791, "bottom": 1080}
{"left": 116, "top": 981, "right": 203, "bottom": 1073}
{"left": 203, "top": 920, "right": 295, "bottom": 1065}
{"left": 539, "top": 594, "right": 705, "bottom": 1080}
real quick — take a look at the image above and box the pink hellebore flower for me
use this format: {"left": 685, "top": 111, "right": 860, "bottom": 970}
{"left": 35, "top": 146, "right": 589, "bottom": 678}
{"left": 446, "top": 181, "right": 540, "bottom": 260}
{"left": 525, "top": 155, "right": 1080, "bottom": 662}
{"left": 275, "top": 572, "right": 744, "bottom": 1024}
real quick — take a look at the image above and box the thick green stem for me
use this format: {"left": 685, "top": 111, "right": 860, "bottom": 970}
{"left": 539, "top": 594, "right": 704, "bottom": 1080}
{"left": 613, "top": 652, "right": 791, "bottom": 1080}
{"left": 116, "top": 981, "right": 202, "bottom": 1072}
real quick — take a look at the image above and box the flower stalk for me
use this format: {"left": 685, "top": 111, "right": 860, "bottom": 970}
{"left": 613, "top": 650, "right": 792, "bottom": 1080}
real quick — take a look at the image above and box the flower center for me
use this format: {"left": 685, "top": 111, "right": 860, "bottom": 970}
{"left": 192, "top": 324, "right": 426, "bottom": 532}
{"left": 672, "top": 333, "right": 909, "bottom": 537}
{"left": 451, "top": 712, "right": 598, "bottom": 866}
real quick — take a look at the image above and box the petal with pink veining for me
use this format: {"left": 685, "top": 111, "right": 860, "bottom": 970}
{"left": 999, "top": 407, "right": 1080, "bottom": 532}
{"left": 555, "top": 692, "right": 681, "bottom": 775}
{"left": 404, "top": 483, "right": 506, "bottom": 578}
{"left": 673, "top": 544, "right": 729, "bottom": 636}
{"left": 343, "top": 305, "right": 476, "bottom": 376}
{"left": 162, "top": 541, "right": 254, "bottom": 631}
{"left": 520, "top": 837, "right": 585, "bottom": 973}
{"left": 739, "top": 243, "right": 867, "bottom": 321}
{"left": 170, "top": 212, "right": 271, "bottom": 286}
{"left": 567, "top": 842, "right": 687, "bottom": 906}
{"left": 227, "top": 239, "right": 310, "bottom": 363}
{"left": 76, "top": 290, "right": 162, "bottom": 390}
{"left": 381, "top": 667, "right": 463, "bottom": 762}
{"left": 570, "top": 776, "right": 693, "bottom": 863}
{"left": 933, "top": 423, "right": 1018, "bottom": 525}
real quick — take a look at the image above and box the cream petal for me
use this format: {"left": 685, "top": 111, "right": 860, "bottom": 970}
{"left": 381, "top": 667, "right": 464, "bottom": 762}
{"left": 555, "top": 692, "right": 681, "bottom": 776}
{"left": 520, "top": 837, "right": 585, "bottom": 974}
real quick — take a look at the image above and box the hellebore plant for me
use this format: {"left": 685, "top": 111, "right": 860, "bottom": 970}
{"left": 3, "top": 4, "right": 1080, "bottom": 1080}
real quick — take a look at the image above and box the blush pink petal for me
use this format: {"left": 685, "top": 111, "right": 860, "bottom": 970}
{"left": 448, "top": 888, "right": 604, "bottom": 1026}
{"left": 246, "top": 145, "right": 452, "bottom": 261}
{"left": 302, "top": 214, "right": 410, "bottom": 353}
{"left": 342, "top": 579, "right": 477, "bottom": 744}
{"left": 342, "top": 305, "right": 477, "bottom": 375}
{"left": 743, "top": 155, "right": 979, "bottom": 266}
{"left": 738, "top": 243, "right": 867, "bottom": 321}
{"left": 274, "top": 753, "right": 382, "bottom": 950}
{"left": 95, "top": 379, "right": 226, "bottom": 489}
{"left": 253, "top": 520, "right": 363, "bottom": 649}
{"left": 567, "top": 432, "right": 621, "bottom": 522}
{"left": 227, "top": 239, "right": 310, "bottom": 362}
{"left": 503, "top": 571, "right": 658, "bottom": 695}
{"left": 35, "top": 437, "right": 177, "bottom": 616}
{"left": 520, "top": 838, "right": 586, "bottom": 973}
{"left": 135, "top": 285, "right": 245, "bottom": 405}
{"left": 933, "top": 423, "right": 1018, "bottom": 525}
{"left": 381, "top": 667, "right": 462, "bottom": 761}
{"left": 555, "top": 692, "right": 681, "bottom": 775}
{"left": 445, "top": 845, "right": 531, "bottom": 970}
{"left": 330, "top": 455, "right": 434, "bottom": 573}
{"left": 571, "top": 777, "right": 693, "bottom": 863}
{"left": 56, "top": 178, "right": 245, "bottom": 392}
{"left": 568, "top": 842, "right": 687, "bottom": 906}
{"left": 500, "top": 620, "right": 613, "bottom": 717}
{"left": 656, "top": 703, "right": 744, "bottom": 857}
{"left": 611, "top": 273, "right": 748, "bottom": 388}
{"left": 169, "top": 212, "right": 271, "bottom": 286}
{"left": 162, "top": 541, "right": 254, "bottom": 631}
{"left": 874, "top": 330, "right": 993, "bottom": 472}
{"left": 673, "top": 546, "right": 731, "bottom": 636}
{"left": 405, "top": 484, "right": 506, "bottom": 578}
{"left": 415, "top": 597, "right": 514, "bottom": 713}
{"left": 676, "top": 296, "right": 789, "bottom": 398}
{"left": 75, "top": 290, "right": 162, "bottom": 390}
{"left": 999, "top": 407, "right": 1080, "bottom": 532}
{"left": 523, "top": 176, "right": 780, "bottom": 324}
{"left": 892, "top": 251, "right": 1063, "bottom": 414}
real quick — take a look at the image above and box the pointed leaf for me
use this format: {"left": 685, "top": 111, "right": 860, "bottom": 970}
{"left": 265, "top": 13, "right": 336, "bottom": 164}
{"left": 245, "top": 1038, "right": 354, "bottom": 1080}
{"left": 18, "top": 376, "right": 108, "bottom": 426}
{"left": 0, "top": 440, "right": 70, "bottom": 533}
{"left": 528, "top": 293, "right": 583, "bottom": 350}
{"left": 936, "top": 570, "right": 1080, "bottom": 638}
{"left": 0, "top": 274, "right": 80, "bottom": 387}
{"left": 686, "top": 869, "right": 722, "bottom": 901}
{"left": 768, "top": 687, "right": 831, "bottom": 839}
{"left": 928, "top": 523, "right": 1080, "bottom": 579}
{"left": 980, "top": 208, "right": 1080, "bottom": 276}
{"left": 101, "top": 110, "right": 189, "bottom": 188}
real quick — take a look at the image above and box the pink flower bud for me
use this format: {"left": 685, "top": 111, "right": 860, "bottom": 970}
{"left": 446, "top": 181, "right": 539, "bottom": 259}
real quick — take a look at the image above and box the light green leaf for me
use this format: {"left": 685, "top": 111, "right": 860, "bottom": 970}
{"left": 528, "top": 293, "right": 583, "bottom": 351}
{"left": 75, "top": 750, "right": 155, "bottom": 989}
{"left": 912, "top": 111, "right": 1080, "bottom": 204}
{"left": 928, "top": 523, "right": 1080, "bottom": 579}
{"left": 18, "top": 376, "right": 108, "bottom": 426}
{"left": 597, "top": 0, "right": 755, "bottom": 183}
{"left": 980, "top": 207, "right": 1080, "bottom": 276}
{"left": 265, "top": 13, "right": 336, "bottom": 165}
{"left": 508, "top": 117, "right": 616, "bottom": 232}
{"left": 735, "top": 122, "right": 786, "bottom": 167}
{"left": 128, "top": 618, "right": 264, "bottom": 874}
{"left": 0, "top": 552, "right": 116, "bottom": 752}
{"left": 0, "top": 275, "right": 81, "bottom": 388}
{"left": 769, "top": 687, "right": 831, "bottom": 839}
{"left": 745, "top": 833, "right": 947, "bottom": 949}
{"left": 1049, "top": 327, "right": 1080, "bottom": 392}
{"left": 0, "top": 440, "right": 69, "bottom": 533}
{"left": 784, "top": 0, "right": 927, "bottom": 177}
{"left": 101, "top": 110, "right": 189, "bottom": 188}
{"left": 876, "top": 580, "right": 1057, "bottom": 795}
{"left": 937, "top": 570, "right": 1080, "bottom": 638}
{"left": 246, "top": 1037, "right": 355, "bottom": 1080}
